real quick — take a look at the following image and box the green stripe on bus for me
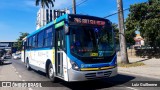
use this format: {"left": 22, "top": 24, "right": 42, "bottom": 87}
{"left": 55, "top": 21, "right": 64, "bottom": 29}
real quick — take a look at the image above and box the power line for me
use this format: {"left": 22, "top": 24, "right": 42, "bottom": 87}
{"left": 104, "top": 8, "right": 129, "bottom": 18}
{"left": 68, "top": 0, "right": 89, "bottom": 10}
{"left": 75, "top": 0, "right": 88, "bottom": 7}
{"left": 104, "top": 1, "right": 148, "bottom": 18}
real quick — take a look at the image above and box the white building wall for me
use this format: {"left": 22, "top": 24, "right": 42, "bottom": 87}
{"left": 36, "top": 8, "right": 70, "bottom": 30}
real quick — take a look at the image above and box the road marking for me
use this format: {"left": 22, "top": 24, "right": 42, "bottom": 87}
{"left": 19, "top": 75, "right": 22, "bottom": 78}
{"left": 28, "top": 88, "right": 33, "bottom": 90}
{"left": 119, "top": 71, "right": 160, "bottom": 80}
{"left": 126, "top": 87, "right": 138, "bottom": 90}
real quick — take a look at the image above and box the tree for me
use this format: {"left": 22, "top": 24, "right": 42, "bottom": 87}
{"left": 13, "top": 32, "right": 29, "bottom": 51}
{"left": 112, "top": 23, "right": 119, "bottom": 44}
{"left": 35, "top": 0, "right": 55, "bottom": 8}
{"left": 125, "top": 0, "right": 160, "bottom": 52}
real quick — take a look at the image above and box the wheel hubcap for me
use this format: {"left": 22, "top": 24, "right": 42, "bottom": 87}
{"left": 49, "top": 67, "right": 53, "bottom": 77}
{"left": 27, "top": 62, "right": 29, "bottom": 68}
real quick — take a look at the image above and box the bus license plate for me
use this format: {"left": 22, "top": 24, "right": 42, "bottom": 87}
{"left": 96, "top": 72, "right": 104, "bottom": 77}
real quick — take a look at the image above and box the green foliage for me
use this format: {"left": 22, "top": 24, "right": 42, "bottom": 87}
{"left": 13, "top": 32, "right": 29, "bottom": 51}
{"left": 112, "top": 23, "right": 119, "bottom": 44}
{"left": 118, "top": 61, "right": 145, "bottom": 68}
{"left": 125, "top": 0, "right": 160, "bottom": 49}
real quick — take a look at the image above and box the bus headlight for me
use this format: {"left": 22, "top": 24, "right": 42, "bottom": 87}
{"left": 70, "top": 61, "right": 80, "bottom": 71}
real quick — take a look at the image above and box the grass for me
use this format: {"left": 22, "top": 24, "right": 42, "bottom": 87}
{"left": 118, "top": 62, "right": 145, "bottom": 68}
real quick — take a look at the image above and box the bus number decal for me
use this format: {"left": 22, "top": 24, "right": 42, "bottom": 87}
{"left": 90, "top": 53, "right": 98, "bottom": 56}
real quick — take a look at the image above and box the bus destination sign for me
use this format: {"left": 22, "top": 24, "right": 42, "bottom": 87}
{"left": 69, "top": 15, "right": 106, "bottom": 26}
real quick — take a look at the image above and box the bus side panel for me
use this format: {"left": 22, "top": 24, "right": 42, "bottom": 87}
{"left": 62, "top": 51, "right": 69, "bottom": 81}
{"left": 36, "top": 49, "right": 53, "bottom": 72}
{"left": 21, "top": 50, "right": 25, "bottom": 62}
{"left": 26, "top": 48, "right": 54, "bottom": 73}
{"left": 52, "top": 49, "right": 56, "bottom": 74}
{"left": 26, "top": 50, "right": 39, "bottom": 70}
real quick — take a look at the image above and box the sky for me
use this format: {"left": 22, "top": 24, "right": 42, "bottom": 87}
{"left": 0, "top": 0, "right": 147, "bottom": 41}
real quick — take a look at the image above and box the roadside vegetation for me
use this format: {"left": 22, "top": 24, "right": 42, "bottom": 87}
{"left": 125, "top": 0, "right": 160, "bottom": 55}
{"left": 118, "top": 62, "right": 145, "bottom": 68}
{"left": 115, "top": 0, "right": 160, "bottom": 61}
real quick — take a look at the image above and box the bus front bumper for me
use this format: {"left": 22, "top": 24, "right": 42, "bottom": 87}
{"left": 68, "top": 67, "right": 117, "bottom": 82}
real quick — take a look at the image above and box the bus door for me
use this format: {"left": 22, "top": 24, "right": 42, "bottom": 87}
{"left": 55, "top": 29, "right": 64, "bottom": 77}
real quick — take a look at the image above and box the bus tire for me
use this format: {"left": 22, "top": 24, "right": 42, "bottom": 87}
{"left": 48, "top": 63, "right": 57, "bottom": 82}
{"left": 0, "top": 61, "right": 3, "bottom": 65}
{"left": 26, "top": 59, "right": 31, "bottom": 70}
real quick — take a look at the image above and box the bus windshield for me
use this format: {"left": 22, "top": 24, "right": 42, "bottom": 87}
{"left": 70, "top": 25, "right": 115, "bottom": 57}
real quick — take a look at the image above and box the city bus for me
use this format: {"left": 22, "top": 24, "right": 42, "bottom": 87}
{"left": 23, "top": 14, "right": 117, "bottom": 82}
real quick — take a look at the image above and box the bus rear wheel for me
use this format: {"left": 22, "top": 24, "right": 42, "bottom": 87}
{"left": 26, "top": 60, "right": 31, "bottom": 70}
{"left": 48, "top": 63, "right": 57, "bottom": 82}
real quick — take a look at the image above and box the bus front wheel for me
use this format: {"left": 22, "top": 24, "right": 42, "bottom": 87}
{"left": 48, "top": 63, "right": 57, "bottom": 82}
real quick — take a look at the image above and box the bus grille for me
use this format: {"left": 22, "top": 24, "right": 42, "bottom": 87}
{"left": 85, "top": 71, "right": 112, "bottom": 79}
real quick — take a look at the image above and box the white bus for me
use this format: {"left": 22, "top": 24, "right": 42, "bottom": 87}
{"left": 23, "top": 14, "right": 117, "bottom": 82}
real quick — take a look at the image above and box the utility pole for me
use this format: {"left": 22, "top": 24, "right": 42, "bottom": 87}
{"left": 117, "top": 0, "right": 129, "bottom": 64}
{"left": 72, "top": 0, "right": 76, "bottom": 14}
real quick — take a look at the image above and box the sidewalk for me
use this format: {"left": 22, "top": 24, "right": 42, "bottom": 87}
{"left": 117, "top": 56, "right": 160, "bottom": 79}
{"left": 0, "top": 61, "right": 28, "bottom": 90}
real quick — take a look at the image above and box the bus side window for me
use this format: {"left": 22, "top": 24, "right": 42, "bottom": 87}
{"left": 37, "top": 31, "right": 44, "bottom": 48}
{"left": 29, "top": 37, "right": 32, "bottom": 49}
{"left": 44, "top": 27, "right": 53, "bottom": 47}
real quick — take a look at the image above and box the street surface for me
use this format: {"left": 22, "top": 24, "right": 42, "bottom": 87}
{"left": 0, "top": 59, "right": 160, "bottom": 90}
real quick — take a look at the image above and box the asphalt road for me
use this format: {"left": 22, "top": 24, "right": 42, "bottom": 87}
{"left": 3, "top": 59, "right": 160, "bottom": 90}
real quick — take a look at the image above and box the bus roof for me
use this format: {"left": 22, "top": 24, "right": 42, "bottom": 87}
{"left": 27, "top": 14, "right": 110, "bottom": 38}
{"left": 27, "top": 14, "right": 69, "bottom": 38}
{"left": 27, "top": 21, "right": 54, "bottom": 38}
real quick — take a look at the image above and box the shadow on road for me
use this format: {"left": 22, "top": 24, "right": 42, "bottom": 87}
{"left": 135, "top": 58, "right": 150, "bottom": 63}
{"left": 33, "top": 70, "right": 135, "bottom": 90}
{"left": 59, "top": 74, "right": 135, "bottom": 90}
{"left": 26, "top": 65, "right": 135, "bottom": 90}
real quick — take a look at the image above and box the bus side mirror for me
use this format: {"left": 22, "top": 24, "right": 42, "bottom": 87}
{"left": 64, "top": 25, "right": 69, "bottom": 34}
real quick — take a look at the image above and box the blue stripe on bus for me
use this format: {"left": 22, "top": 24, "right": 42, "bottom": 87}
{"left": 27, "top": 14, "right": 68, "bottom": 38}
{"left": 79, "top": 54, "right": 117, "bottom": 68}
{"left": 66, "top": 36, "right": 83, "bottom": 67}
{"left": 27, "top": 21, "right": 54, "bottom": 38}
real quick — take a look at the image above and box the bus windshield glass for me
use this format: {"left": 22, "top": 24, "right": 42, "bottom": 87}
{"left": 70, "top": 25, "right": 115, "bottom": 57}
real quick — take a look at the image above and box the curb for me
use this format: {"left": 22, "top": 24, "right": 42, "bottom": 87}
{"left": 118, "top": 70, "right": 160, "bottom": 80}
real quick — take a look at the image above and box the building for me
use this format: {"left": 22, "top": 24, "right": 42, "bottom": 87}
{"left": 134, "top": 30, "right": 144, "bottom": 48}
{"left": 36, "top": 8, "right": 70, "bottom": 30}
